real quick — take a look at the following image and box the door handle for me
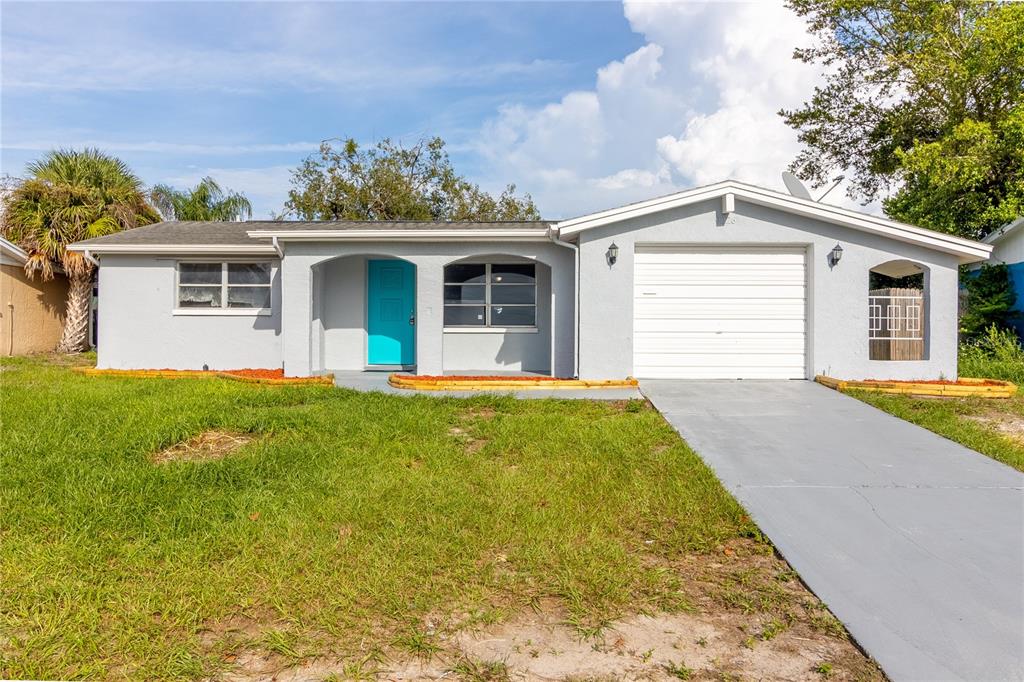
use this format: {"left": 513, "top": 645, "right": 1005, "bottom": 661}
{"left": 409, "top": 312, "right": 416, "bottom": 326}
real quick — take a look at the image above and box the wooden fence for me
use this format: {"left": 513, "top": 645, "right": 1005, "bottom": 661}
{"left": 869, "top": 287, "right": 925, "bottom": 361}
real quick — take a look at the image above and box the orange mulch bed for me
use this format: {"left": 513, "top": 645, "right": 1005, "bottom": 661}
{"left": 221, "top": 368, "right": 285, "bottom": 379}
{"left": 74, "top": 367, "right": 332, "bottom": 385}
{"left": 149, "top": 368, "right": 287, "bottom": 379}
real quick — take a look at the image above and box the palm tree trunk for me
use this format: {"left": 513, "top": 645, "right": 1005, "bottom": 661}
{"left": 57, "top": 273, "right": 93, "bottom": 353}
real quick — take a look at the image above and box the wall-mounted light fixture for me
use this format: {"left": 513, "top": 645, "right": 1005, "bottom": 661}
{"left": 828, "top": 243, "right": 843, "bottom": 268}
{"left": 606, "top": 242, "right": 619, "bottom": 266}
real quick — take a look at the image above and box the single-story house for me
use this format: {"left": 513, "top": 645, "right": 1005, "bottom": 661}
{"left": 1, "top": 236, "right": 68, "bottom": 356}
{"left": 67, "top": 180, "right": 992, "bottom": 381}
{"left": 981, "top": 216, "right": 1024, "bottom": 338}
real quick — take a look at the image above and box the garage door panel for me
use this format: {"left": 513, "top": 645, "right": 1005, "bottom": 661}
{"left": 635, "top": 334, "right": 805, "bottom": 353}
{"left": 636, "top": 352, "right": 807, "bottom": 367}
{"left": 634, "top": 304, "right": 805, "bottom": 322}
{"left": 635, "top": 249, "right": 806, "bottom": 265}
{"left": 636, "top": 285, "right": 805, "bottom": 300}
{"left": 633, "top": 247, "right": 807, "bottom": 379}
{"left": 634, "top": 318, "right": 805, "bottom": 333}
{"left": 636, "top": 266, "right": 805, "bottom": 286}
{"left": 635, "top": 364, "right": 807, "bottom": 380}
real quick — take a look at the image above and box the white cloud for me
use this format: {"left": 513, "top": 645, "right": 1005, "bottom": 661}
{"left": 477, "top": 0, "right": 871, "bottom": 218}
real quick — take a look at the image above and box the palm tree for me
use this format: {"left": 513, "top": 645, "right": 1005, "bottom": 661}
{"left": 150, "top": 177, "right": 252, "bottom": 221}
{"left": 0, "top": 148, "right": 160, "bottom": 352}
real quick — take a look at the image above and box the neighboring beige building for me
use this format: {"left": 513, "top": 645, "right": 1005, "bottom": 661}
{"left": 1, "top": 237, "right": 68, "bottom": 355}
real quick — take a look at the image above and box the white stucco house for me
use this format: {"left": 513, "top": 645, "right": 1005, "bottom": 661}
{"left": 67, "top": 180, "right": 992, "bottom": 381}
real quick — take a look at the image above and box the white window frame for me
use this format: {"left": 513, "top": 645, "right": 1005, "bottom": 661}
{"left": 174, "top": 261, "right": 273, "bottom": 316}
{"left": 443, "top": 262, "right": 538, "bottom": 331}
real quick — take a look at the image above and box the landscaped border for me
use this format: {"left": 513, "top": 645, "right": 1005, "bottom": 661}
{"left": 73, "top": 367, "right": 334, "bottom": 386}
{"left": 815, "top": 375, "right": 1017, "bottom": 398}
{"left": 388, "top": 373, "right": 639, "bottom": 391}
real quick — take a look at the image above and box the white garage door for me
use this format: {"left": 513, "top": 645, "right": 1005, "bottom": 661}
{"left": 633, "top": 246, "right": 807, "bottom": 379}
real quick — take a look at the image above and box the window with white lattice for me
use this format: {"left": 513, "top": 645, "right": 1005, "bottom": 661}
{"left": 868, "top": 262, "right": 926, "bottom": 361}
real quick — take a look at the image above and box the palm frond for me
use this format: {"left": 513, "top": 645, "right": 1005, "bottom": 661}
{"left": 4, "top": 149, "right": 158, "bottom": 275}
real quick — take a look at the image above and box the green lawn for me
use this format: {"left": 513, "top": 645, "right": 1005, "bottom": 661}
{"left": 849, "top": 388, "right": 1024, "bottom": 472}
{"left": 0, "top": 355, "right": 776, "bottom": 679}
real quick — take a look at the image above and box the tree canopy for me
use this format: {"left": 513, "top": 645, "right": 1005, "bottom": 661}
{"left": 284, "top": 137, "right": 541, "bottom": 221}
{"left": 782, "top": 0, "right": 1024, "bottom": 239}
{"left": 1, "top": 148, "right": 159, "bottom": 280}
{"left": 960, "top": 263, "right": 1019, "bottom": 338}
{"left": 151, "top": 177, "right": 252, "bottom": 222}
{"left": 0, "top": 148, "right": 159, "bottom": 351}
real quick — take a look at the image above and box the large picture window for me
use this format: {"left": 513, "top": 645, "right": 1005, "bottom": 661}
{"left": 443, "top": 263, "right": 536, "bottom": 327}
{"left": 177, "top": 262, "right": 272, "bottom": 311}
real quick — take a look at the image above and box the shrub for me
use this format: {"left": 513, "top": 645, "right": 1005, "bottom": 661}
{"left": 960, "top": 264, "right": 1018, "bottom": 340}
{"left": 959, "top": 325, "right": 1024, "bottom": 384}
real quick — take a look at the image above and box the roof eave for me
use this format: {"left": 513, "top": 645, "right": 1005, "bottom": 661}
{"left": 0, "top": 237, "right": 29, "bottom": 264}
{"left": 982, "top": 216, "right": 1024, "bottom": 245}
{"left": 245, "top": 229, "right": 554, "bottom": 242}
{"left": 66, "top": 243, "right": 278, "bottom": 255}
{"left": 554, "top": 180, "right": 992, "bottom": 263}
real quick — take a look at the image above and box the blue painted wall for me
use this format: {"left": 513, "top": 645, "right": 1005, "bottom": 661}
{"left": 1009, "top": 262, "right": 1024, "bottom": 338}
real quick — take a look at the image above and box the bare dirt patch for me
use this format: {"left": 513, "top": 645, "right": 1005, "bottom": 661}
{"left": 151, "top": 430, "right": 256, "bottom": 464}
{"left": 210, "top": 540, "right": 883, "bottom": 681}
{"left": 450, "top": 422, "right": 490, "bottom": 454}
{"left": 36, "top": 352, "right": 96, "bottom": 367}
{"left": 966, "top": 412, "right": 1024, "bottom": 445}
{"left": 462, "top": 406, "right": 498, "bottom": 421}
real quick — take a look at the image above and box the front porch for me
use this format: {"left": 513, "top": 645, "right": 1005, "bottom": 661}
{"left": 332, "top": 370, "right": 641, "bottom": 399}
{"left": 280, "top": 242, "right": 576, "bottom": 378}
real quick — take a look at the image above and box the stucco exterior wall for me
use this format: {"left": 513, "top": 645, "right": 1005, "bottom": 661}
{"left": 95, "top": 255, "right": 282, "bottom": 370}
{"left": 577, "top": 198, "right": 961, "bottom": 381}
{"left": 442, "top": 261, "right": 552, "bottom": 374}
{"left": 284, "top": 242, "right": 575, "bottom": 377}
{"left": 317, "top": 255, "right": 367, "bottom": 370}
{"left": 0, "top": 264, "right": 68, "bottom": 355}
{"left": 991, "top": 224, "right": 1024, "bottom": 265}
{"left": 314, "top": 254, "right": 553, "bottom": 373}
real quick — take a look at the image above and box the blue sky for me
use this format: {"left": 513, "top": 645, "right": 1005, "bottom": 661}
{"left": 2, "top": 1, "right": 851, "bottom": 219}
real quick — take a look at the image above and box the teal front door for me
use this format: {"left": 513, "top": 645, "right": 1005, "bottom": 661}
{"left": 367, "top": 259, "right": 416, "bottom": 366}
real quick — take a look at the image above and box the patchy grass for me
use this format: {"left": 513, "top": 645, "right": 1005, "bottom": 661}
{"left": 0, "top": 355, "right": 878, "bottom": 680}
{"left": 849, "top": 387, "right": 1024, "bottom": 472}
{"left": 151, "top": 430, "right": 257, "bottom": 464}
{"left": 958, "top": 327, "right": 1024, "bottom": 385}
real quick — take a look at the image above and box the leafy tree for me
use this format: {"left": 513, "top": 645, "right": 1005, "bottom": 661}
{"left": 284, "top": 137, "right": 540, "bottom": 221}
{"left": 0, "top": 148, "right": 159, "bottom": 352}
{"left": 150, "top": 177, "right": 252, "bottom": 222}
{"left": 960, "top": 263, "right": 1019, "bottom": 338}
{"left": 782, "top": 0, "right": 1024, "bottom": 239}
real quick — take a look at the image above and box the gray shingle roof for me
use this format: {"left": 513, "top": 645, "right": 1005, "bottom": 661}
{"left": 72, "top": 220, "right": 554, "bottom": 247}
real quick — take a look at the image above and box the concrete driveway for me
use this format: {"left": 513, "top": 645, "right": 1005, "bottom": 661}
{"left": 641, "top": 380, "right": 1024, "bottom": 682}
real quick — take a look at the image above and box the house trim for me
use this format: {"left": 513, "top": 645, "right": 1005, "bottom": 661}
{"left": 0, "top": 237, "right": 29, "bottom": 265}
{"left": 247, "top": 229, "right": 552, "bottom": 242}
{"left": 982, "top": 217, "right": 1024, "bottom": 245}
{"left": 555, "top": 180, "right": 992, "bottom": 263}
{"left": 66, "top": 244, "right": 279, "bottom": 255}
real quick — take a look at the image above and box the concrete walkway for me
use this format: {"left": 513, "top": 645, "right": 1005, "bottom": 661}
{"left": 641, "top": 380, "right": 1024, "bottom": 682}
{"left": 332, "top": 371, "right": 642, "bottom": 400}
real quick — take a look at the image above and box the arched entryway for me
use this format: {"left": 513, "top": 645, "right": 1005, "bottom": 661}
{"left": 441, "top": 254, "right": 553, "bottom": 375}
{"left": 311, "top": 254, "right": 417, "bottom": 372}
